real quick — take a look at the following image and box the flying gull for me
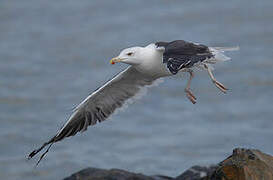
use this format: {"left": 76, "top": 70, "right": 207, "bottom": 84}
{"left": 28, "top": 40, "right": 238, "bottom": 165}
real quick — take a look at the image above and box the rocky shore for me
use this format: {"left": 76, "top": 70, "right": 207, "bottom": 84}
{"left": 63, "top": 148, "right": 273, "bottom": 180}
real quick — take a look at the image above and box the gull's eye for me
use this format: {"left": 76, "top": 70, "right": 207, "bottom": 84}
{"left": 127, "top": 52, "right": 133, "bottom": 56}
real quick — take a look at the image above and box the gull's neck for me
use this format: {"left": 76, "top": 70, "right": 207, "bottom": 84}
{"left": 134, "top": 44, "right": 172, "bottom": 78}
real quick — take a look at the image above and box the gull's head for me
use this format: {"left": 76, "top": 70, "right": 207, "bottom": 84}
{"left": 110, "top": 47, "right": 143, "bottom": 66}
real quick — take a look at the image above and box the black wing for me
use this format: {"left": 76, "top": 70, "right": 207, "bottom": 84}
{"left": 155, "top": 40, "right": 213, "bottom": 74}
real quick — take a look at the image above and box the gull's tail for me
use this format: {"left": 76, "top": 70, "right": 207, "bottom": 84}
{"left": 207, "top": 46, "right": 239, "bottom": 63}
{"left": 211, "top": 46, "right": 240, "bottom": 52}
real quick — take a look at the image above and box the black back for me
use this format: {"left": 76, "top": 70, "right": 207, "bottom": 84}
{"left": 155, "top": 40, "right": 213, "bottom": 74}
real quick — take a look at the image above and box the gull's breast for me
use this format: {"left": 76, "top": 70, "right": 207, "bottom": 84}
{"left": 136, "top": 47, "right": 172, "bottom": 78}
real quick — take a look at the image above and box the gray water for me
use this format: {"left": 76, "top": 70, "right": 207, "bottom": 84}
{"left": 1, "top": 0, "right": 273, "bottom": 179}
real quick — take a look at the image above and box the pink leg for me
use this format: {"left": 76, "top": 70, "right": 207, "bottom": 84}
{"left": 204, "top": 64, "right": 228, "bottom": 93}
{"left": 184, "top": 70, "right": 197, "bottom": 104}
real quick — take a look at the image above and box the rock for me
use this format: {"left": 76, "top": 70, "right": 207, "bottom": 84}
{"left": 63, "top": 148, "right": 273, "bottom": 180}
{"left": 175, "top": 165, "right": 218, "bottom": 180}
{"left": 63, "top": 167, "right": 172, "bottom": 180}
{"left": 209, "top": 148, "right": 273, "bottom": 180}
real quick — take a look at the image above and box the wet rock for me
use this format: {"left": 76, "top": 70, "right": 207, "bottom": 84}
{"left": 63, "top": 148, "right": 273, "bottom": 180}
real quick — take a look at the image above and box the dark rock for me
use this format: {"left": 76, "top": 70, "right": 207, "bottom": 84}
{"left": 63, "top": 148, "right": 273, "bottom": 180}
{"left": 175, "top": 165, "right": 218, "bottom": 180}
{"left": 63, "top": 167, "right": 171, "bottom": 180}
{"left": 151, "top": 175, "right": 174, "bottom": 180}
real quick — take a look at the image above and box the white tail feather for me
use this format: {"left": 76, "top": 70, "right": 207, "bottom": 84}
{"left": 211, "top": 46, "right": 240, "bottom": 52}
{"left": 207, "top": 46, "right": 239, "bottom": 63}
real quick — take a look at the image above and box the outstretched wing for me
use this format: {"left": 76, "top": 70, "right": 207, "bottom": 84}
{"left": 155, "top": 40, "right": 213, "bottom": 74}
{"left": 28, "top": 66, "right": 156, "bottom": 164}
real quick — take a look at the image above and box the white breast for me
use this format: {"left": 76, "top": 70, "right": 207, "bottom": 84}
{"left": 135, "top": 44, "right": 172, "bottom": 78}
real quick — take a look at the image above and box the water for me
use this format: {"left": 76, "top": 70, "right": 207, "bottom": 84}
{"left": 1, "top": 0, "right": 273, "bottom": 179}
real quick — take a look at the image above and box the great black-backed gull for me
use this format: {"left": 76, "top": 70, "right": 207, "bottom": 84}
{"left": 28, "top": 40, "right": 238, "bottom": 165}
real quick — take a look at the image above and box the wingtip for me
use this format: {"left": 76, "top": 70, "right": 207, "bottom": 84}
{"left": 27, "top": 142, "right": 54, "bottom": 166}
{"left": 28, "top": 150, "right": 37, "bottom": 160}
{"left": 27, "top": 139, "right": 53, "bottom": 162}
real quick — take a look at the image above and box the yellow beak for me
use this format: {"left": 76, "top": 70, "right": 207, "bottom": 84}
{"left": 110, "top": 57, "right": 123, "bottom": 64}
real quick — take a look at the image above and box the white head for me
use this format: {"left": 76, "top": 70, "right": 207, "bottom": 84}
{"left": 110, "top": 47, "right": 146, "bottom": 66}
{"left": 110, "top": 44, "right": 170, "bottom": 77}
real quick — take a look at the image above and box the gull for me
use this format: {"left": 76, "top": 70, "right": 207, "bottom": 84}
{"left": 28, "top": 40, "right": 238, "bottom": 165}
